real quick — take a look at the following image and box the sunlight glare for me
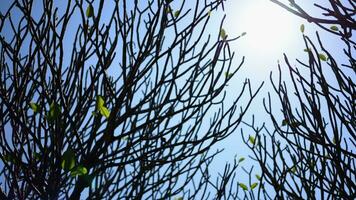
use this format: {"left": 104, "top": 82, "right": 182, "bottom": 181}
{"left": 232, "top": 0, "right": 299, "bottom": 56}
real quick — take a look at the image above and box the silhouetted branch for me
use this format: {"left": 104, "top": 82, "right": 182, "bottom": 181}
{"left": 0, "top": 0, "right": 262, "bottom": 199}
{"left": 245, "top": 1, "right": 355, "bottom": 199}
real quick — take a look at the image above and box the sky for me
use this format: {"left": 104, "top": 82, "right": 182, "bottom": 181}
{"left": 208, "top": 0, "right": 354, "bottom": 195}
{"left": 0, "top": 0, "right": 354, "bottom": 198}
{"left": 206, "top": 0, "right": 306, "bottom": 190}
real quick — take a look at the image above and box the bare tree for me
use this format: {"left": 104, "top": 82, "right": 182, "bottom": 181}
{"left": 0, "top": 0, "right": 263, "bottom": 199}
{"left": 244, "top": 0, "right": 355, "bottom": 199}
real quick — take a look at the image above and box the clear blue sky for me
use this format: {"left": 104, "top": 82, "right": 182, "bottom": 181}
{"left": 208, "top": 0, "right": 354, "bottom": 196}
{"left": 0, "top": 0, "right": 354, "bottom": 198}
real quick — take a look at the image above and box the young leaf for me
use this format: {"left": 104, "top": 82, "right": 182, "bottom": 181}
{"left": 122, "top": 136, "right": 129, "bottom": 141}
{"left": 309, "top": 160, "right": 315, "bottom": 168}
{"left": 282, "top": 119, "right": 288, "bottom": 126}
{"left": 33, "top": 152, "right": 41, "bottom": 160}
{"left": 255, "top": 174, "right": 261, "bottom": 180}
{"left": 96, "top": 96, "right": 110, "bottom": 119}
{"left": 174, "top": 197, "right": 183, "bottom": 200}
{"left": 330, "top": 26, "right": 338, "bottom": 31}
{"left": 86, "top": 4, "right": 94, "bottom": 18}
{"left": 100, "top": 106, "right": 110, "bottom": 119}
{"left": 96, "top": 95, "right": 105, "bottom": 108}
{"left": 70, "top": 165, "right": 88, "bottom": 177}
{"left": 29, "top": 102, "right": 40, "bottom": 113}
{"left": 239, "top": 183, "right": 248, "bottom": 191}
{"left": 61, "top": 149, "right": 75, "bottom": 171}
{"left": 319, "top": 53, "right": 327, "bottom": 61}
{"left": 224, "top": 72, "right": 233, "bottom": 79}
{"left": 300, "top": 24, "right": 305, "bottom": 33}
{"left": 291, "top": 166, "right": 297, "bottom": 174}
{"left": 238, "top": 157, "right": 245, "bottom": 163}
{"left": 165, "top": 7, "right": 172, "bottom": 14}
{"left": 250, "top": 182, "right": 258, "bottom": 189}
{"left": 47, "top": 102, "right": 61, "bottom": 122}
{"left": 208, "top": 10, "right": 211, "bottom": 16}
{"left": 241, "top": 32, "right": 247, "bottom": 36}
{"left": 3, "top": 154, "right": 14, "bottom": 163}
{"left": 248, "top": 135, "right": 255, "bottom": 145}
{"left": 220, "top": 28, "right": 227, "bottom": 39}
{"left": 174, "top": 10, "right": 180, "bottom": 17}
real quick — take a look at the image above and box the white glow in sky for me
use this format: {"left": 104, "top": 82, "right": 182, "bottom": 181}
{"left": 225, "top": 0, "right": 301, "bottom": 59}
{"left": 241, "top": 2, "right": 296, "bottom": 51}
{"left": 221, "top": 0, "right": 306, "bottom": 83}
{"left": 210, "top": 0, "right": 306, "bottom": 181}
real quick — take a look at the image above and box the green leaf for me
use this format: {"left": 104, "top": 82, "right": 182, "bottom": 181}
{"left": 47, "top": 102, "right": 61, "bottom": 122}
{"left": 330, "top": 26, "right": 338, "bottom": 31}
{"left": 208, "top": 10, "right": 211, "bottom": 16}
{"left": 174, "top": 10, "right": 180, "bottom": 17}
{"left": 255, "top": 174, "right": 261, "bottom": 180}
{"left": 303, "top": 48, "right": 311, "bottom": 52}
{"left": 70, "top": 165, "right": 88, "bottom": 177}
{"left": 81, "top": 174, "right": 94, "bottom": 187}
{"left": 122, "top": 136, "right": 129, "bottom": 141}
{"left": 241, "top": 32, "right": 247, "bottom": 36}
{"left": 61, "top": 149, "right": 75, "bottom": 171}
{"left": 224, "top": 72, "right": 233, "bottom": 79}
{"left": 96, "top": 95, "right": 105, "bottom": 108}
{"left": 250, "top": 182, "right": 258, "bottom": 190}
{"left": 332, "top": 136, "right": 336, "bottom": 144}
{"left": 29, "top": 102, "right": 40, "bottom": 113}
{"left": 309, "top": 160, "right": 315, "bottom": 168}
{"left": 291, "top": 166, "right": 296, "bottom": 174}
{"left": 165, "top": 7, "right": 172, "bottom": 14}
{"left": 239, "top": 183, "right": 248, "bottom": 191}
{"left": 282, "top": 119, "right": 288, "bottom": 126}
{"left": 248, "top": 135, "right": 255, "bottom": 145}
{"left": 300, "top": 24, "right": 305, "bottom": 33}
{"left": 220, "top": 28, "right": 227, "bottom": 39}
{"left": 3, "top": 154, "right": 14, "bottom": 163}
{"left": 174, "top": 197, "right": 183, "bottom": 200}
{"left": 33, "top": 152, "right": 41, "bottom": 160}
{"left": 96, "top": 96, "right": 110, "bottom": 119}
{"left": 100, "top": 106, "right": 110, "bottom": 118}
{"left": 86, "top": 4, "right": 94, "bottom": 18}
{"left": 319, "top": 53, "right": 327, "bottom": 61}
{"left": 238, "top": 157, "right": 245, "bottom": 163}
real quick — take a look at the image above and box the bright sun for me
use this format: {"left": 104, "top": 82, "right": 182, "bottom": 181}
{"left": 227, "top": 0, "right": 300, "bottom": 57}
